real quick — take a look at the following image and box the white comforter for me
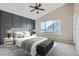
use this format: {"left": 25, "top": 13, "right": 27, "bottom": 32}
{"left": 14, "top": 36, "right": 48, "bottom": 56}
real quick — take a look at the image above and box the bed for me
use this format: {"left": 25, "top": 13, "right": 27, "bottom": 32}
{"left": 11, "top": 28, "right": 48, "bottom": 56}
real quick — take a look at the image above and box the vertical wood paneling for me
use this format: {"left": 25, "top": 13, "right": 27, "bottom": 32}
{"left": 13, "top": 15, "right": 20, "bottom": 28}
{"left": 5, "top": 12, "right": 12, "bottom": 29}
{"left": 20, "top": 17, "right": 27, "bottom": 28}
{"left": 0, "top": 10, "right": 35, "bottom": 44}
{"left": 1, "top": 11, "right": 7, "bottom": 44}
{"left": 31, "top": 20, "right": 35, "bottom": 29}
{"left": 26, "top": 19, "right": 31, "bottom": 31}
{"left": 0, "top": 11, "right": 1, "bottom": 44}
{"left": 1, "top": 11, "right": 13, "bottom": 44}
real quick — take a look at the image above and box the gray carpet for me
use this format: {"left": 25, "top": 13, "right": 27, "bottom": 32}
{"left": 0, "top": 41, "right": 78, "bottom": 56}
{"left": 0, "top": 45, "right": 27, "bottom": 56}
{"left": 47, "top": 42, "right": 78, "bottom": 56}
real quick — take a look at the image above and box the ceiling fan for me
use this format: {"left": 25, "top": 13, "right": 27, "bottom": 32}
{"left": 29, "top": 3, "right": 45, "bottom": 14}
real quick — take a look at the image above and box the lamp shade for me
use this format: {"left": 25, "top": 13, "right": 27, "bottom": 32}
{"left": 6, "top": 30, "right": 12, "bottom": 33}
{"left": 33, "top": 29, "right": 36, "bottom": 32}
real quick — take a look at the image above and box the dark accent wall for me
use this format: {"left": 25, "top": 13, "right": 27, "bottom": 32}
{"left": 0, "top": 10, "right": 35, "bottom": 45}
{"left": 0, "top": 11, "right": 1, "bottom": 45}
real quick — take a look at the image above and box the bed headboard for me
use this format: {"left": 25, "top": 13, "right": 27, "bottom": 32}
{"left": 11, "top": 28, "right": 30, "bottom": 32}
{"left": 11, "top": 28, "right": 31, "bottom": 37}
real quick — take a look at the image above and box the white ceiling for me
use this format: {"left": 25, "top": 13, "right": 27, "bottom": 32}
{"left": 0, "top": 3, "right": 66, "bottom": 20}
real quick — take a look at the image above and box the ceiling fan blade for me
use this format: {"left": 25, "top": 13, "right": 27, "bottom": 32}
{"left": 31, "top": 9, "right": 35, "bottom": 12}
{"left": 38, "top": 3, "right": 41, "bottom": 7}
{"left": 36, "top": 11, "right": 39, "bottom": 14}
{"left": 36, "top": 3, "right": 38, "bottom": 6}
{"left": 38, "top": 8, "right": 45, "bottom": 11}
{"left": 29, "top": 6, "right": 35, "bottom": 8}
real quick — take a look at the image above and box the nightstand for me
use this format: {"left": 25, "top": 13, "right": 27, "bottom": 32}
{"left": 4, "top": 37, "right": 13, "bottom": 47}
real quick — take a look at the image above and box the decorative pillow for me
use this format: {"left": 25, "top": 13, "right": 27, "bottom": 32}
{"left": 18, "top": 34, "right": 24, "bottom": 38}
{"left": 23, "top": 31, "right": 31, "bottom": 37}
{"left": 13, "top": 31, "right": 24, "bottom": 38}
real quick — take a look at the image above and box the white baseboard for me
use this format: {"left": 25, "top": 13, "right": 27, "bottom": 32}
{"left": 55, "top": 40, "right": 75, "bottom": 44}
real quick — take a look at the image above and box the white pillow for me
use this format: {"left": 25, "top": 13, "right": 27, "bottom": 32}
{"left": 23, "top": 31, "right": 31, "bottom": 37}
{"left": 13, "top": 31, "right": 24, "bottom": 38}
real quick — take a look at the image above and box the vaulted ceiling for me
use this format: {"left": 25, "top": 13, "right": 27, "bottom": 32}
{"left": 0, "top": 3, "right": 66, "bottom": 20}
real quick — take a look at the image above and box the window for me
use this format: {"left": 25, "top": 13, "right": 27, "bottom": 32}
{"left": 40, "top": 19, "right": 61, "bottom": 33}
{"left": 54, "top": 20, "right": 61, "bottom": 33}
{"left": 46, "top": 21, "right": 53, "bottom": 32}
{"left": 41, "top": 21, "right": 46, "bottom": 32}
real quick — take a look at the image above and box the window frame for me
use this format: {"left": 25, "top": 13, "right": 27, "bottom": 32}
{"left": 40, "top": 19, "right": 61, "bottom": 34}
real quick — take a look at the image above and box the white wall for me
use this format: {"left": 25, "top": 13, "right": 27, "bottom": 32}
{"left": 73, "top": 4, "right": 79, "bottom": 54}
{"left": 36, "top": 4, "right": 73, "bottom": 43}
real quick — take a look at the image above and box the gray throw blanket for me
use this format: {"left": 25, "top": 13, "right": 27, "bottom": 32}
{"left": 21, "top": 37, "right": 44, "bottom": 52}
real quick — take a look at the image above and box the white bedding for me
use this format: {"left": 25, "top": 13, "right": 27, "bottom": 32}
{"left": 14, "top": 35, "right": 37, "bottom": 47}
{"left": 31, "top": 37, "right": 48, "bottom": 56}
{"left": 14, "top": 35, "right": 48, "bottom": 56}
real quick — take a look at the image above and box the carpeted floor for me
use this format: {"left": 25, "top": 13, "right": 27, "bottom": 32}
{"left": 47, "top": 42, "right": 78, "bottom": 56}
{"left": 0, "top": 41, "right": 78, "bottom": 56}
